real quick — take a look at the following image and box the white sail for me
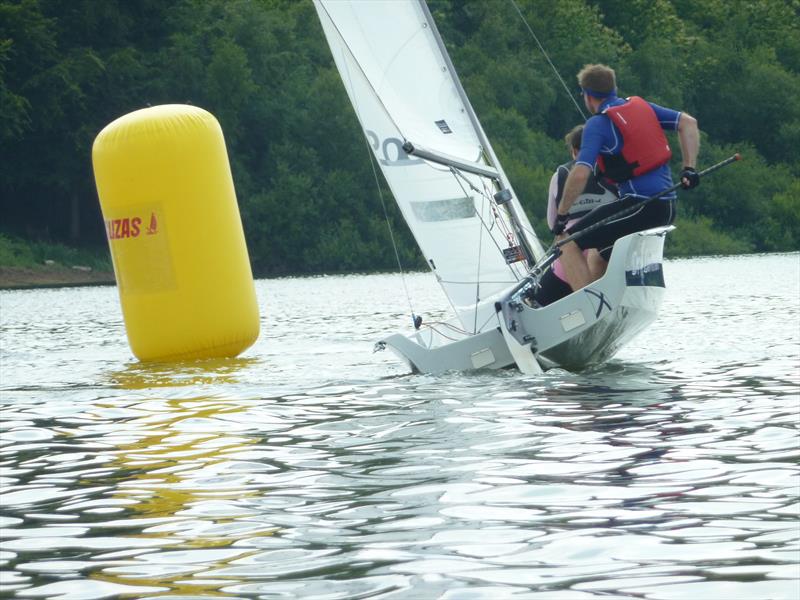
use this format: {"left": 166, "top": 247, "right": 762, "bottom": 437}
{"left": 314, "top": 0, "right": 543, "bottom": 332}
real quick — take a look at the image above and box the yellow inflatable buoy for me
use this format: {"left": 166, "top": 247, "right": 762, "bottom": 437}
{"left": 92, "top": 104, "right": 259, "bottom": 361}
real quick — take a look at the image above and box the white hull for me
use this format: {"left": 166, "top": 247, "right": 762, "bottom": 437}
{"left": 379, "top": 226, "right": 672, "bottom": 373}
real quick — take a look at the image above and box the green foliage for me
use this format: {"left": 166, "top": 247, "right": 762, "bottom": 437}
{"left": 0, "top": 232, "right": 111, "bottom": 270}
{"left": 1, "top": 0, "right": 798, "bottom": 278}
{"left": 666, "top": 216, "right": 752, "bottom": 257}
{"left": 668, "top": 0, "right": 800, "bottom": 164}
{"left": 676, "top": 141, "right": 799, "bottom": 252}
{"left": 0, "top": 38, "right": 32, "bottom": 140}
{"left": 0, "top": 232, "right": 37, "bottom": 266}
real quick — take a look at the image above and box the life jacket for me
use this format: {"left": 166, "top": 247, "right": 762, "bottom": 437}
{"left": 554, "top": 160, "right": 618, "bottom": 221}
{"left": 597, "top": 96, "right": 672, "bottom": 183}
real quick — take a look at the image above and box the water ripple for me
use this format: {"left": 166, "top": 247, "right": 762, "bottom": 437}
{"left": 1, "top": 258, "right": 798, "bottom": 598}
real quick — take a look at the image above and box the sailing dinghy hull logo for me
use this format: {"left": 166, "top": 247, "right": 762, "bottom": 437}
{"left": 366, "top": 131, "right": 423, "bottom": 167}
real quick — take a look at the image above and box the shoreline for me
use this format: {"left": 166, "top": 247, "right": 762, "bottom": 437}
{"left": 0, "top": 266, "right": 116, "bottom": 290}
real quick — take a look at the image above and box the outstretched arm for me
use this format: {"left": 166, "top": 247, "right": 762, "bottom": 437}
{"left": 678, "top": 113, "right": 699, "bottom": 170}
{"left": 557, "top": 164, "right": 591, "bottom": 216}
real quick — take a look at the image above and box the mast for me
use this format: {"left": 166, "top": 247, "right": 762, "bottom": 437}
{"left": 417, "top": 0, "right": 543, "bottom": 264}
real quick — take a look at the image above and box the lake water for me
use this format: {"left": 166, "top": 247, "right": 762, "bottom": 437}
{"left": 1, "top": 253, "right": 798, "bottom": 599}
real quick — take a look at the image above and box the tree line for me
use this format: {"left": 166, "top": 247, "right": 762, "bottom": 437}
{"left": 2, "top": 0, "right": 798, "bottom": 275}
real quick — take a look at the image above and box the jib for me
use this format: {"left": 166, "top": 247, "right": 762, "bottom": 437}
{"left": 106, "top": 217, "right": 141, "bottom": 240}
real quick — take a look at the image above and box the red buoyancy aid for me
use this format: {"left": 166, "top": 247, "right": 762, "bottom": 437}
{"left": 597, "top": 96, "right": 672, "bottom": 183}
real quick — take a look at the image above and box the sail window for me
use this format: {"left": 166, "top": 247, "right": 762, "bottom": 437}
{"left": 435, "top": 120, "right": 453, "bottom": 134}
{"left": 411, "top": 197, "right": 475, "bottom": 222}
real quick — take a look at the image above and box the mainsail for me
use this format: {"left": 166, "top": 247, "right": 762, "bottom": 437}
{"left": 314, "top": 0, "right": 544, "bottom": 332}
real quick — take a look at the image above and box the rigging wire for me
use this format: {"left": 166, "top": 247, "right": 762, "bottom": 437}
{"left": 422, "top": 306, "right": 499, "bottom": 340}
{"left": 335, "top": 45, "right": 419, "bottom": 328}
{"left": 448, "top": 167, "right": 532, "bottom": 335}
{"left": 366, "top": 145, "right": 418, "bottom": 326}
{"left": 448, "top": 167, "right": 525, "bottom": 281}
{"left": 473, "top": 187, "right": 485, "bottom": 334}
{"left": 447, "top": 166, "right": 485, "bottom": 334}
{"left": 508, "top": 0, "right": 588, "bottom": 121}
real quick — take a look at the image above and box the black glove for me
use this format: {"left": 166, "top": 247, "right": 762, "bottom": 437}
{"left": 551, "top": 212, "right": 570, "bottom": 235}
{"left": 680, "top": 167, "right": 700, "bottom": 189}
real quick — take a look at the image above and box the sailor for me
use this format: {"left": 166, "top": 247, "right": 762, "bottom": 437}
{"left": 533, "top": 124, "right": 618, "bottom": 306}
{"left": 552, "top": 63, "right": 700, "bottom": 292}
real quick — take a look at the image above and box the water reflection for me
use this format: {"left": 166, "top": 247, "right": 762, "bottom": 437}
{"left": 1, "top": 258, "right": 799, "bottom": 598}
{"left": 2, "top": 367, "right": 798, "bottom": 598}
{"left": 1, "top": 395, "right": 275, "bottom": 596}
{"left": 106, "top": 357, "right": 261, "bottom": 389}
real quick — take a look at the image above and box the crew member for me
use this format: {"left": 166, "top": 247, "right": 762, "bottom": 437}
{"left": 533, "top": 124, "right": 617, "bottom": 306}
{"left": 553, "top": 64, "right": 700, "bottom": 292}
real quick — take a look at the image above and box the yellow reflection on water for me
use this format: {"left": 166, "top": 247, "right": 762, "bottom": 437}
{"left": 90, "top": 360, "right": 275, "bottom": 595}
{"left": 107, "top": 356, "right": 259, "bottom": 388}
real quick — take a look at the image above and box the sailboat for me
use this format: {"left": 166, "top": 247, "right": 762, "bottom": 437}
{"left": 313, "top": 0, "right": 673, "bottom": 375}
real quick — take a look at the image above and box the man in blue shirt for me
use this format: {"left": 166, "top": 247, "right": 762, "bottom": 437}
{"left": 553, "top": 64, "right": 700, "bottom": 291}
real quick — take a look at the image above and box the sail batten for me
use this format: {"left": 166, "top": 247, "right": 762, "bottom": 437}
{"left": 314, "top": 0, "right": 542, "bottom": 331}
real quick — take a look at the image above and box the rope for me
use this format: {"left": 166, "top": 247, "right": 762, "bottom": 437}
{"left": 337, "top": 42, "right": 418, "bottom": 327}
{"left": 421, "top": 309, "right": 498, "bottom": 340}
{"left": 365, "top": 146, "right": 418, "bottom": 323}
{"left": 474, "top": 190, "right": 485, "bottom": 334}
{"left": 448, "top": 167, "right": 525, "bottom": 281}
{"left": 508, "top": 0, "right": 588, "bottom": 121}
{"left": 448, "top": 167, "right": 485, "bottom": 333}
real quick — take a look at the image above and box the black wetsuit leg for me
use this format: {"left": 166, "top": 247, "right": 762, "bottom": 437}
{"left": 533, "top": 268, "right": 573, "bottom": 306}
{"left": 566, "top": 198, "right": 676, "bottom": 253}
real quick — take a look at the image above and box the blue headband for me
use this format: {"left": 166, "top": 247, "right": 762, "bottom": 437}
{"left": 582, "top": 87, "right": 617, "bottom": 99}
